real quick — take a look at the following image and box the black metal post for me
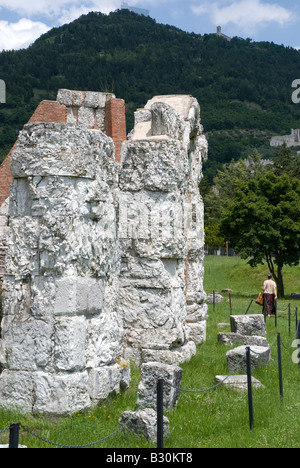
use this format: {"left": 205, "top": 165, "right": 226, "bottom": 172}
{"left": 245, "top": 299, "right": 253, "bottom": 315}
{"left": 9, "top": 423, "right": 20, "bottom": 448}
{"left": 296, "top": 308, "right": 298, "bottom": 330}
{"left": 157, "top": 379, "right": 164, "bottom": 449}
{"left": 246, "top": 347, "right": 254, "bottom": 430}
{"left": 275, "top": 299, "right": 277, "bottom": 327}
{"left": 213, "top": 290, "right": 215, "bottom": 312}
{"left": 277, "top": 333, "right": 283, "bottom": 401}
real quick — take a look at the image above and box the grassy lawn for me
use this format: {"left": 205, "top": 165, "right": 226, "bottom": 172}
{"left": 1, "top": 255, "right": 300, "bottom": 448}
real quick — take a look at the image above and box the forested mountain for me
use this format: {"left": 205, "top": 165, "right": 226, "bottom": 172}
{"left": 0, "top": 9, "right": 300, "bottom": 181}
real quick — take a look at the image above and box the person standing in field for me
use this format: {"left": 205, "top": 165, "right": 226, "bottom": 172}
{"left": 262, "top": 273, "right": 277, "bottom": 317}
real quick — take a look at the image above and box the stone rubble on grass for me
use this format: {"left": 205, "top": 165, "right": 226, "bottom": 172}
{"left": 136, "top": 362, "right": 182, "bottom": 410}
{"left": 226, "top": 345, "right": 271, "bottom": 372}
{"left": 230, "top": 314, "right": 266, "bottom": 336}
{"left": 206, "top": 293, "right": 224, "bottom": 304}
{"left": 120, "top": 361, "right": 181, "bottom": 442}
{"left": 218, "top": 332, "right": 269, "bottom": 347}
{"left": 119, "top": 408, "right": 170, "bottom": 443}
{"left": 216, "top": 313, "right": 270, "bottom": 389}
{"left": 214, "top": 375, "right": 265, "bottom": 392}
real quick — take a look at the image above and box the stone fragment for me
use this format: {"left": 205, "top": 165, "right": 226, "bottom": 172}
{"left": 226, "top": 345, "right": 271, "bottom": 371}
{"left": 230, "top": 315, "right": 266, "bottom": 336}
{"left": 137, "top": 362, "right": 182, "bottom": 410}
{"left": 217, "top": 332, "right": 269, "bottom": 347}
{"left": 206, "top": 293, "right": 223, "bottom": 304}
{"left": 119, "top": 408, "right": 170, "bottom": 442}
{"left": 215, "top": 375, "right": 265, "bottom": 391}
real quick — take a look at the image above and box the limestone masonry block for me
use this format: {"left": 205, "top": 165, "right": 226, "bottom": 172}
{"left": 0, "top": 93, "right": 207, "bottom": 415}
{"left": 230, "top": 315, "right": 266, "bottom": 336}
{"left": 137, "top": 362, "right": 183, "bottom": 410}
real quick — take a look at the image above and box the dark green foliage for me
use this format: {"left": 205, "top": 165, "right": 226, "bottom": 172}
{"left": 220, "top": 173, "right": 300, "bottom": 297}
{"left": 0, "top": 9, "right": 300, "bottom": 172}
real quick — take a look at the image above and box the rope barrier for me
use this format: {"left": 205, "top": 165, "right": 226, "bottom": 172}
{"left": 0, "top": 426, "right": 9, "bottom": 435}
{"left": 162, "top": 354, "right": 246, "bottom": 394}
{"left": 280, "top": 322, "right": 300, "bottom": 350}
{"left": 0, "top": 397, "right": 153, "bottom": 449}
{"left": 1, "top": 305, "right": 300, "bottom": 447}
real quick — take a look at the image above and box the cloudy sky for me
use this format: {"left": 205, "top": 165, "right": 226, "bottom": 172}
{"left": 0, "top": 0, "right": 299, "bottom": 51}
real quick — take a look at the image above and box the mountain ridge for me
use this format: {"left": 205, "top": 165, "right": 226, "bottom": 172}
{"left": 0, "top": 9, "right": 300, "bottom": 181}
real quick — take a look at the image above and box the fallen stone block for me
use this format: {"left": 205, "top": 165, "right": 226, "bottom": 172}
{"left": 137, "top": 362, "right": 182, "bottom": 410}
{"left": 218, "top": 332, "right": 269, "bottom": 347}
{"left": 207, "top": 293, "right": 223, "bottom": 304}
{"left": 215, "top": 375, "right": 265, "bottom": 391}
{"left": 230, "top": 314, "right": 266, "bottom": 336}
{"left": 119, "top": 408, "right": 170, "bottom": 443}
{"left": 226, "top": 345, "right": 271, "bottom": 371}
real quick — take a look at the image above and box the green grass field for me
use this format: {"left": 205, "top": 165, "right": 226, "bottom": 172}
{"left": 1, "top": 255, "right": 300, "bottom": 448}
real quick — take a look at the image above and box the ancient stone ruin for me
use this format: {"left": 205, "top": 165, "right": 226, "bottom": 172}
{"left": 0, "top": 89, "right": 208, "bottom": 415}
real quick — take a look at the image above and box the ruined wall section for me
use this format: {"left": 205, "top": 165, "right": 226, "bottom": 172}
{"left": 0, "top": 122, "right": 128, "bottom": 415}
{"left": 118, "top": 95, "right": 208, "bottom": 365}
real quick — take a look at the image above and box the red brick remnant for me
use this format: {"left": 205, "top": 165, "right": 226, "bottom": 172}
{"left": 105, "top": 98, "right": 127, "bottom": 163}
{"left": 0, "top": 93, "right": 126, "bottom": 207}
{"left": 28, "top": 100, "right": 67, "bottom": 124}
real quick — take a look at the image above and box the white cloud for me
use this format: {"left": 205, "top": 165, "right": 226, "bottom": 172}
{"left": 0, "top": 0, "right": 123, "bottom": 21}
{"left": 191, "top": 0, "right": 294, "bottom": 34}
{"left": 0, "top": 0, "right": 79, "bottom": 17}
{"left": 0, "top": 18, "right": 50, "bottom": 50}
{"left": 57, "top": 1, "right": 120, "bottom": 25}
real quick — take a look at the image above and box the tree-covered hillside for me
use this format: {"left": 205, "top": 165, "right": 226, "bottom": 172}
{"left": 0, "top": 9, "right": 300, "bottom": 181}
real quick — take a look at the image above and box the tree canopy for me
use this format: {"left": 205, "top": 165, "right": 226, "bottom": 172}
{"left": 220, "top": 172, "right": 300, "bottom": 297}
{"left": 1, "top": 9, "right": 300, "bottom": 178}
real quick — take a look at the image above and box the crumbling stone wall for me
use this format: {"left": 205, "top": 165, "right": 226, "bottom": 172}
{"left": 0, "top": 121, "right": 129, "bottom": 414}
{"left": 118, "top": 95, "right": 208, "bottom": 365}
{"left": 0, "top": 91, "right": 207, "bottom": 415}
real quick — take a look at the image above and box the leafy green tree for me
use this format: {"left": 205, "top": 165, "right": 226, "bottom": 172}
{"left": 274, "top": 142, "right": 300, "bottom": 179}
{"left": 220, "top": 173, "right": 300, "bottom": 297}
{"left": 203, "top": 150, "right": 268, "bottom": 246}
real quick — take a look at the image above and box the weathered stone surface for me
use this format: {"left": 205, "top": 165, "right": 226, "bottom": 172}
{"left": 215, "top": 375, "right": 265, "bottom": 391}
{"left": 119, "top": 408, "right": 170, "bottom": 442}
{"left": 88, "top": 363, "right": 131, "bottom": 403}
{"left": 0, "top": 93, "right": 207, "bottom": 415}
{"left": 140, "top": 341, "right": 196, "bottom": 366}
{"left": 137, "top": 362, "right": 182, "bottom": 410}
{"left": 0, "top": 121, "right": 125, "bottom": 415}
{"left": 119, "top": 95, "right": 207, "bottom": 363}
{"left": 226, "top": 345, "right": 271, "bottom": 371}
{"left": 217, "top": 332, "right": 269, "bottom": 347}
{"left": 206, "top": 293, "right": 224, "bottom": 304}
{"left": 230, "top": 315, "right": 266, "bottom": 336}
